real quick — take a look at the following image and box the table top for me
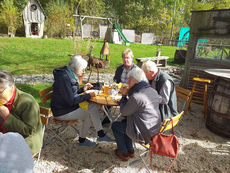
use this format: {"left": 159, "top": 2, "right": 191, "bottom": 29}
{"left": 204, "top": 68, "right": 230, "bottom": 79}
{"left": 89, "top": 94, "right": 121, "bottom": 106}
{"left": 136, "top": 56, "right": 169, "bottom": 61}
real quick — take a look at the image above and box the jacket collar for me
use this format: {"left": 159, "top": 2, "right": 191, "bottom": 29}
{"left": 128, "top": 81, "right": 149, "bottom": 96}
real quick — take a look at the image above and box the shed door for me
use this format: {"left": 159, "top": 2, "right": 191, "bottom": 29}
{"left": 31, "top": 23, "right": 39, "bottom": 35}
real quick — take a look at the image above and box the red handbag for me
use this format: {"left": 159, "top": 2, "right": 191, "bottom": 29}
{"left": 150, "top": 119, "right": 179, "bottom": 171}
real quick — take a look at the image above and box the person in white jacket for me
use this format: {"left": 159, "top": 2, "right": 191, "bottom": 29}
{"left": 0, "top": 132, "right": 34, "bottom": 173}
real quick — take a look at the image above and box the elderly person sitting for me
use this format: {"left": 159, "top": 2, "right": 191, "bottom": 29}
{"left": 51, "top": 55, "right": 113, "bottom": 147}
{"left": 102, "top": 48, "right": 137, "bottom": 125}
{"left": 0, "top": 70, "right": 43, "bottom": 155}
{"left": 111, "top": 67, "right": 162, "bottom": 161}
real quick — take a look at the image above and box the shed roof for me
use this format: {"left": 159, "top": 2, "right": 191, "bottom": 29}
{"left": 23, "top": 0, "right": 47, "bottom": 17}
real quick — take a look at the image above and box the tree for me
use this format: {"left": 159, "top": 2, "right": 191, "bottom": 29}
{"left": 45, "top": 0, "right": 74, "bottom": 38}
{"left": 0, "top": 0, "right": 19, "bottom": 37}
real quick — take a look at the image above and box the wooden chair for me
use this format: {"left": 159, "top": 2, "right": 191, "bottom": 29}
{"left": 175, "top": 86, "right": 192, "bottom": 113}
{"left": 39, "top": 86, "right": 79, "bottom": 146}
{"left": 129, "top": 86, "right": 192, "bottom": 172}
{"left": 186, "top": 78, "right": 211, "bottom": 118}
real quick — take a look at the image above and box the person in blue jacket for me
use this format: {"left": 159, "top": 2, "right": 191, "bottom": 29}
{"left": 51, "top": 55, "right": 113, "bottom": 147}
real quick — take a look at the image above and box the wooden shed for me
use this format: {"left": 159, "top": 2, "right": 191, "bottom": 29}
{"left": 22, "top": 0, "right": 46, "bottom": 38}
{"left": 180, "top": 9, "right": 230, "bottom": 90}
{"left": 180, "top": 9, "right": 230, "bottom": 137}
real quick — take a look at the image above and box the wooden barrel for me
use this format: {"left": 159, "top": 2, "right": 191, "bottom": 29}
{"left": 206, "top": 77, "right": 230, "bottom": 138}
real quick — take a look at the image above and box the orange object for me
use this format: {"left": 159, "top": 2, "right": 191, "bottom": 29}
{"left": 104, "top": 85, "right": 110, "bottom": 95}
{"left": 186, "top": 77, "right": 211, "bottom": 118}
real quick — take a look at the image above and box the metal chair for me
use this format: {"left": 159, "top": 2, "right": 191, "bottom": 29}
{"left": 129, "top": 86, "right": 191, "bottom": 172}
{"left": 33, "top": 113, "right": 48, "bottom": 165}
{"left": 39, "top": 86, "right": 79, "bottom": 146}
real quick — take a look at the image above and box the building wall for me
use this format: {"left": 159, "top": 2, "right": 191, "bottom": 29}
{"left": 22, "top": 0, "right": 45, "bottom": 38}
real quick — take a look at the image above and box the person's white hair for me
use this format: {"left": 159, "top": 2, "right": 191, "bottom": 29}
{"left": 141, "top": 60, "right": 158, "bottom": 73}
{"left": 127, "top": 67, "right": 149, "bottom": 83}
{"left": 68, "top": 55, "right": 88, "bottom": 73}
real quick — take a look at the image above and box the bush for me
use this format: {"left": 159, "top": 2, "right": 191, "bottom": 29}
{"left": 45, "top": 0, "right": 74, "bottom": 38}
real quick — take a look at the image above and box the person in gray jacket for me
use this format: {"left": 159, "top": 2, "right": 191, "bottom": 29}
{"left": 142, "top": 60, "right": 178, "bottom": 121}
{"left": 111, "top": 67, "right": 162, "bottom": 161}
{"left": 0, "top": 132, "right": 34, "bottom": 173}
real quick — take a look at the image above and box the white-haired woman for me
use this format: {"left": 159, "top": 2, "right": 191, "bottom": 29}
{"left": 111, "top": 67, "right": 162, "bottom": 161}
{"left": 51, "top": 55, "right": 113, "bottom": 147}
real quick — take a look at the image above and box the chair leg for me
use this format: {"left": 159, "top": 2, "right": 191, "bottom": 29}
{"left": 129, "top": 143, "right": 151, "bottom": 173}
{"left": 203, "top": 83, "right": 208, "bottom": 118}
{"left": 185, "top": 81, "right": 198, "bottom": 113}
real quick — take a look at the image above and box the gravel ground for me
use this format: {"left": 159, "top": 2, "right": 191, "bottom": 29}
{"left": 33, "top": 101, "right": 230, "bottom": 173}
{"left": 16, "top": 66, "right": 229, "bottom": 173}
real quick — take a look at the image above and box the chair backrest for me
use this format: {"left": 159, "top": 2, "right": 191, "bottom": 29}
{"left": 159, "top": 111, "right": 184, "bottom": 133}
{"left": 175, "top": 86, "right": 191, "bottom": 112}
{"left": 39, "top": 86, "right": 53, "bottom": 104}
{"left": 39, "top": 86, "right": 53, "bottom": 121}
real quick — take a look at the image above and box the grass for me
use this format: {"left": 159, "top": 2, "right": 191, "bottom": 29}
{"left": 16, "top": 83, "right": 52, "bottom": 106}
{"left": 0, "top": 37, "right": 180, "bottom": 75}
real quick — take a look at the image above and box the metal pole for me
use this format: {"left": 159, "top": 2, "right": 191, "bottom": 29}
{"left": 80, "top": 16, "right": 85, "bottom": 39}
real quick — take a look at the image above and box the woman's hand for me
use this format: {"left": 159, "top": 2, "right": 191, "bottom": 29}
{"left": 84, "top": 83, "right": 93, "bottom": 91}
{"left": 0, "top": 106, "right": 10, "bottom": 118}
{"left": 89, "top": 91, "right": 98, "bottom": 98}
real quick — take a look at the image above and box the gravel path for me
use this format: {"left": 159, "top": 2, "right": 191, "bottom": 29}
{"left": 13, "top": 66, "right": 183, "bottom": 85}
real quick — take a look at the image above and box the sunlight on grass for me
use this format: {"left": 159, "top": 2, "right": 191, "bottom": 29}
{"left": 0, "top": 37, "right": 180, "bottom": 75}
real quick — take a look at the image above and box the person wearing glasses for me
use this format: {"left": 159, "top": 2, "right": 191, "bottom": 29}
{"left": 0, "top": 70, "right": 43, "bottom": 155}
{"left": 51, "top": 55, "right": 113, "bottom": 147}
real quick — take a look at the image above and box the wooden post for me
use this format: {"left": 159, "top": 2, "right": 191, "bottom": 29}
{"left": 80, "top": 16, "right": 85, "bottom": 39}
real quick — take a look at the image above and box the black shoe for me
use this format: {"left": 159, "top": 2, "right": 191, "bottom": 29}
{"left": 102, "top": 116, "right": 111, "bottom": 125}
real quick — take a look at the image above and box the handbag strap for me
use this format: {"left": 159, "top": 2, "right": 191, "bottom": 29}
{"left": 171, "top": 118, "right": 175, "bottom": 135}
{"left": 150, "top": 147, "right": 176, "bottom": 172}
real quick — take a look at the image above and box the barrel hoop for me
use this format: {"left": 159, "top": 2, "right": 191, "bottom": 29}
{"left": 208, "top": 107, "right": 230, "bottom": 119}
{"left": 215, "top": 91, "right": 230, "bottom": 99}
{"left": 206, "top": 121, "right": 230, "bottom": 137}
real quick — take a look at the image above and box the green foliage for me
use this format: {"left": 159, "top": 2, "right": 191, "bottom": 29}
{"left": 16, "top": 83, "right": 52, "bottom": 106}
{"left": 45, "top": 0, "right": 74, "bottom": 38}
{"left": 0, "top": 0, "right": 20, "bottom": 36}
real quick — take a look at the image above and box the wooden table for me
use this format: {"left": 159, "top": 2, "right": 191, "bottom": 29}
{"left": 136, "top": 56, "right": 169, "bottom": 67}
{"left": 89, "top": 94, "right": 120, "bottom": 106}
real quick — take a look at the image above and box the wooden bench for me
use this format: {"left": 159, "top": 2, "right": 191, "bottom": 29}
{"left": 135, "top": 56, "right": 169, "bottom": 68}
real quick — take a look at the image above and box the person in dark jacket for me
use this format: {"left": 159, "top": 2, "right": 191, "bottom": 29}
{"left": 102, "top": 48, "right": 137, "bottom": 125}
{"left": 0, "top": 70, "right": 43, "bottom": 155}
{"left": 113, "top": 48, "right": 137, "bottom": 84}
{"left": 112, "top": 67, "right": 162, "bottom": 161}
{"left": 142, "top": 60, "right": 178, "bottom": 121}
{"left": 51, "top": 55, "right": 113, "bottom": 147}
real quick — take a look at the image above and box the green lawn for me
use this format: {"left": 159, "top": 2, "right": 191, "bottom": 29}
{"left": 0, "top": 37, "right": 179, "bottom": 75}
{"left": 16, "top": 83, "right": 52, "bottom": 106}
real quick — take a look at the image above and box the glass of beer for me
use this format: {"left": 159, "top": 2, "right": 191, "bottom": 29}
{"left": 104, "top": 83, "right": 110, "bottom": 95}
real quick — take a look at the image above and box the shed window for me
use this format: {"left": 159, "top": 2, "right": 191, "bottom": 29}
{"left": 31, "top": 23, "right": 39, "bottom": 35}
{"left": 30, "top": 4, "right": 37, "bottom": 11}
{"left": 195, "top": 39, "right": 230, "bottom": 61}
